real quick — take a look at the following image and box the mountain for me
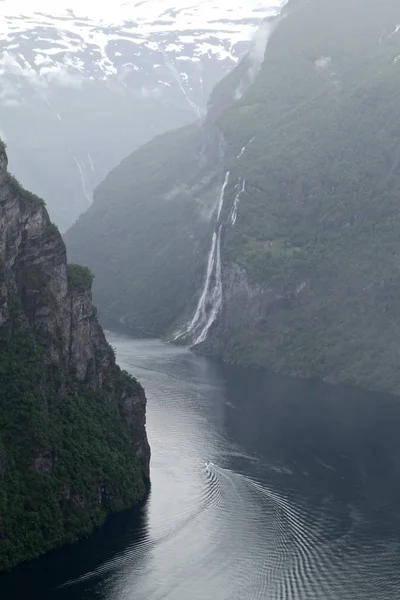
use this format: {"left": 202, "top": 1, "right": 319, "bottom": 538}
{"left": 0, "top": 142, "right": 150, "bottom": 571}
{"left": 66, "top": 0, "right": 400, "bottom": 396}
{"left": 0, "top": 0, "right": 284, "bottom": 231}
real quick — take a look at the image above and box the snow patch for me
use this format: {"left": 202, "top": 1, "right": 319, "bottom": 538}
{"left": 0, "top": 0, "right": 287, "bottom": 81}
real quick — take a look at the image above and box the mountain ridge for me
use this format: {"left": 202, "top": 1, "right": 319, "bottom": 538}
{"left": 67, "top": 0, "right": 400, "bottom": 395}
{"left": 0, "top": 0, "right": 286, "bottom": 230}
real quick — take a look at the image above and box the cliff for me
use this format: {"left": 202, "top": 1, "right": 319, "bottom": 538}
{"left": 66, "top": 0, "right": 400, "bottom": 395}
{"left": 0, "top": 143, "right": 150, "bottom": 571}
{"left": 65, "top": 122, "right": 225, "bottom": 333}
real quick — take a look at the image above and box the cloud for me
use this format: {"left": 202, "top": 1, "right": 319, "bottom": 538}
{"left": 0, "top": 50, "right": 83, "bottom": 105}
{"left": 315, "top": 56, "right": 332, "bottom": 71}
{"left": 39, "top": 63, "right": 83, "bottom": 88}
{"left": 137, "top": 85, "right": 161, "bottom": 98}
{"left": 0, "top": 51, "right": 43, "bottom": 85}
{"left": 314, "top": 56, "right": 341, "bottom": 91}
{"left": 112, "top": 63, "right": 162, "bottom": 98}
{"left": 2, "top": 98, "right": 22, "bottom": 108}
{"left": 249, "top": 20, "right": 275, "bottom": 68}
{"left": 0, "top": 75, "right": 24, "bottom": 107}
{"left": 234, "top": 20, "right": 277, "bottom": 100}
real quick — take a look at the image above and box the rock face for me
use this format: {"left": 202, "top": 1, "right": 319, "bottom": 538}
{"left": 66, "top": 0, "right": 400, "bottom": 396}
{"left": 0, "top": 1, "right": 285, "bottom": 231}
{"left": 66, "top": 121, "right": 226, "bottom": 334}
{"left": 0, "top": 142, "right": 150, "bottom": 571}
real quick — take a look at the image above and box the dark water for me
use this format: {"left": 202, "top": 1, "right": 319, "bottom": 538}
{"left": 2, "top": 334, "right": 400, "bottom": 599}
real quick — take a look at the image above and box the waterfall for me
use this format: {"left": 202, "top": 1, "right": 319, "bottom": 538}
{"left": 87, "top": 151, "right": 94, "bottom": 172}
{"left": 162, "top": 50, "right": 203, "bottom": 119}
{"left": 186, "top": 231, "right": 218, "bottom": 334}
{"left": 73, "top": 156, "right": 92, "bottom": 205}
{"left": 236, "top": 136, "right": 255, "bottom": 159}
{"left": 192, "top": 226, "right": 223, "bottom": 346}
{"left": 172, "top": 230, "right": 218, "bottom": 342}
{"left": 175, "top": 226, "right": 223, "bottom": 347}
{"left": 174, "top": 172, "right": 230, "bottom": 345}
{"left": 216, "top": 171, "right": 230, "bottom": 221}
{"left": 231, "top": 179, "right": 246, "bottom": 225}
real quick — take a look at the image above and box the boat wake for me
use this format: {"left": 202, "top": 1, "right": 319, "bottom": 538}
{"left": 60, "top": 459, "right": 400, "bottom": 599}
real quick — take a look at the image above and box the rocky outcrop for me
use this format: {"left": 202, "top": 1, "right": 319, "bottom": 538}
{"left": 0, "top": 144, "right": 150, "bottom": 571}
{"left": 1, "top": 148, "right": 107, "bottom": 384}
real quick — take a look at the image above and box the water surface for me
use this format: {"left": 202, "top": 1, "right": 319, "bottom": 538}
{"left": 1, "top": 334, "right": 400, "bottom": 599}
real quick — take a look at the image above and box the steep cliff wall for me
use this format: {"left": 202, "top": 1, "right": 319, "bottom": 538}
{"left": 66, "top": 0, "right": 400, "bottom": 395}
{"left": 0, "top": 144, "right": 150, "bottom": 571}
{"left": 66, "top": 122, "right": 226, "bottom": 334}
{"left": 201, "top": 0, "right": 400, "bottom": 393}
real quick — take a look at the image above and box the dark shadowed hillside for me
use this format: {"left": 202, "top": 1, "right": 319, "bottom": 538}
{"left": 0, "top": 143, "right": 150, "bottom": 571}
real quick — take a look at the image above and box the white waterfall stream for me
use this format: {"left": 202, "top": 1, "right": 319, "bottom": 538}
{"left": 231, "top": 179, "right": 246, "bottom": 225}
{"left": 73, "top": 156, "right": 92, "bottom": 205}
{"left": 186, "top": 231, "right": 218, "bottom": 335}
{"left": 192, "top": 225, "right": 223, "bottom": 346}
{"left": 87, "top": 151, "right": 94, "bottom": 172}
{"left": 216, "top": 171, "right": 230, "bottom": 221}
{"left": 162, "top": 50, "right": 203, "bottom": 119}
{"left": 174, "top": 172, "right": 229, "bottom": 345}
{"left": 236, "top": 136, "right": 255, "bottom": 159}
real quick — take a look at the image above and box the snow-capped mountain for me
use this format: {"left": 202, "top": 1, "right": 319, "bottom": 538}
{"left": 0, "top": 1, "right": 286, "bottom": 230}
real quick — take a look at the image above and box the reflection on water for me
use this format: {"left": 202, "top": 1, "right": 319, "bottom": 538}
{"left": 1, "top": 334, "right": 400, "bottom": 599}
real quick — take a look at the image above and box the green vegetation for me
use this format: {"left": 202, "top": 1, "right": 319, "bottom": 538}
{"left": 66, "top": 0, "right": 400, "bottom": 394}
{"left": 0, "top": 142, "right": 149, "bottom": 572}
{"left": 67, "top": 264, "right": 94, "bottom": 292}
{"left": 7, "top": 174, "right": 45, "bottom": 207}
{"left": 46, "top": 222, "right": 60, "bottom": 236}
{"left": 207, "top": 0, "right": 400, "bottom": 392}
{"left": 0, "top": 327, "right": 145, "bottom": 571}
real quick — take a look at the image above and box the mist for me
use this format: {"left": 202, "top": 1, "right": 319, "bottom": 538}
{"left": 3, "top": 0, "right": 400, "bottom": 598}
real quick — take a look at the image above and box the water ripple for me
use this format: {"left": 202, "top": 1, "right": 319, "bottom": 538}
{"left": 18, "top": 335, "right": 400, "bottom": 600}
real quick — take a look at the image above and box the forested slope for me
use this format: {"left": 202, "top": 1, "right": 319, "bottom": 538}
{"left": 0, "top": 144, "right": 150, "bottom": 571}
{"left": 67, "top": 0, "right": 400, "bottom": 394}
